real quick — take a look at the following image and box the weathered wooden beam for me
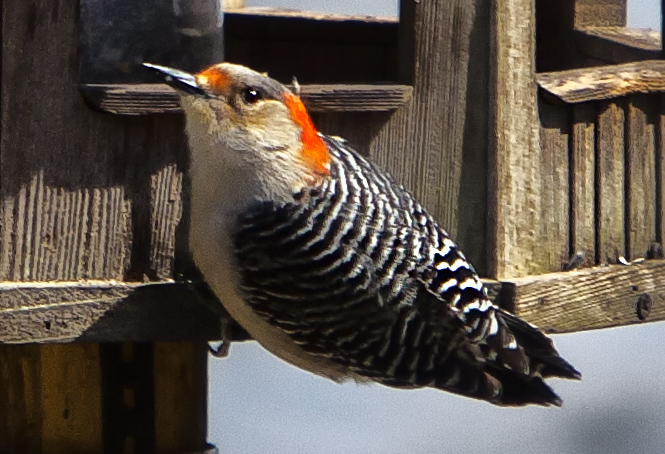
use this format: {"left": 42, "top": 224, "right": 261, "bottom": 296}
{"left": 489, "top": 0, "right": 546, "bottom": 278}
{"left": 225, "top": 7, "right": 397, "bottom": 23}
{"left": 575, "top": 0, "right": 627, "bottom": 28}
{"left": 575, "top": 27, "right": 660, "bottom": 64}
{"left": 81, "top": 84, "right": 413, "bottom": 115}
{"left": 503, "top": 259, "right": 665, "bottom": 333}
{"left": 538, "top": 60, "right": 665, "bottom": 104}
{"left": 0, "top": 342, "right": 213, "bottom": 454}
{"left": 596, "top": 100, "right": 626, "bottom": 263}
{"left": 0, "top": 281, "right": 251, "bottom": 343}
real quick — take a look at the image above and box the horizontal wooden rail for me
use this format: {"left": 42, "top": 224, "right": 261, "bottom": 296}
{"left": 3, "top": 260, "right": 665, "bottom": 343}
{"left": 502, "top": 259, "right": 665, "bottom": 334}
{"left": 81, "top": 84, "right": 413, "bottom": 115}
{"left": 575, "top": 27, "right": 661, "bottom": 64}
{"left": 537, "top": 60, "right": 665, "bottom": 103}
{"left": 0, "top": 281, "right": 250, "bottom": 343}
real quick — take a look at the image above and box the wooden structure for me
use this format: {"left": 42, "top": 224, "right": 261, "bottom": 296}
{"left": 2, "top": 0, "right": 665, "bottom": 452}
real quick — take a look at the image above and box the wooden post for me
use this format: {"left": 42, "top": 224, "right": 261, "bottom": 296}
{"left": 0, "top": 1, "right": 212, "bottom": 452}
{"left": 0, "top": 343, "right": 209, "bottom": 454}
{"left": 368, "top": 0, "right": 491, "bottom": 273}
{"left": 488, "top": 0, "right": 545, "bottom": 279}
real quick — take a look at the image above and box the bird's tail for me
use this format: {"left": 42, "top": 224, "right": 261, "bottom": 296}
{"left": 433, "top": 308, "right": 580, "bottom": 407}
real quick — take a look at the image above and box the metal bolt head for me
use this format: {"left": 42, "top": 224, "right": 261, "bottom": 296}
{"left": 636, "top": 293, "right": 653, "bottom": 321}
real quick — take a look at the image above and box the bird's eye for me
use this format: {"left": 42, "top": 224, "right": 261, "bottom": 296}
{"left": 242, "top": 87, "right": 263, "bottom": 104}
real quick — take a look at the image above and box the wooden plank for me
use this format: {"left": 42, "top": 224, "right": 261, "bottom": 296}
{"left": 1, "top": 0, "right": 193, "bottom": 284}
{"left": 571, "top": 103, "right": 597, "bottom": 264}
{"left": 537, "top": 61, "right": 665, "bottom": 104}
{"left": 575, "top": 27, "right": 661, "bottom": 64}
{"left": 150, "top": 164, "right": 184, "bottom": 279}
{"left": 488, "top": 0, "right": 545, "bottom": 278}
{"left": 369, "top": 0, "right": 490, "bottom": 273}
{"left": 1, "top": 342, "right": 213, "bottom": 454}
{"left": 0, "top": 344, "right": 104, "bottom": 454}
{"left": 597, "top": 101, "right": 626, "bottom": 263}
{"left": 225, "top": 7, "right": 398, "bottom": 23}
{"left": 659, "top": 95, "right": 665, "bottom": 246}
{"left": 0, "top": 282, "right": 232, "bottom": 343}
{"left": 0, "top": 175, "right": 131, "bottom": 281}
{"left": 626, "top": 95, "right": 658, "bottom": 259}
{"left": 505, "top": 259, "right": 665, "bottom": 333}
{"left": 81, "top": 84, "right": 413, "bottom": 115}
{"left": 538, "top": 101, "right": 570, "bottom": 271}
{"left": 575, "top": 0, "right": 627, "bottom": 28}
{"left": 153, "top": 342, "right": 208, "bottom": 453}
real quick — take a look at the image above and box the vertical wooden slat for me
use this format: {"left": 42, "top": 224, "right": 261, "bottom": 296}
{"left": 0, "top": 344, "right": 104, "bottom": 454}
{"left": 153, "top": 342, "right": 209, "bottom": 453}
{"left": 626, "top": 95, "right": 657, "bottom": 259}
{"left": 538, "top": 101, "right": 570, "bottom": 271}
{"left": 488, "top": 0, "right": 544, "bottom": 279}
{"left": 597, "top": 100, "right": 626, "bottom": 263}
{"left": 658, "top": 95, "right": 665, "bottom": 245}
{"left": 370, "top": 0, "right": 486, "bottom": 266}
{"left": 571, "top": 103, "right": 596, "bottom": 264}
{"left": 40, "top": 344, "right": 104, "bottom": 454}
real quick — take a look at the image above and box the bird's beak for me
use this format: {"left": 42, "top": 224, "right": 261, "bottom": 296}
{"left": 143, "top": 63, "right": 206, "bottom": 96}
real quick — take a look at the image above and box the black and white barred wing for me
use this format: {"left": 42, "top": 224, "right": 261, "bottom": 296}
{"left": 233, "top": 135, "right": 579, "bottom": 406}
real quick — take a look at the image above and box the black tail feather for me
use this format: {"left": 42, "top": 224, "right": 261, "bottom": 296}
{"left": 499, "top": 310, "right": 581, "bottom": 380}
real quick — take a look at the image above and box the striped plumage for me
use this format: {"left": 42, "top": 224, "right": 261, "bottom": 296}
{"left": 234, "top": 135, "right": 580, "bottom": 406}
{"left": 145, "top": 61, "right": 580, "bottom": 407}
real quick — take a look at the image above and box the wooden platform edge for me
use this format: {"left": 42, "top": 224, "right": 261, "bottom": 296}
{"left": 537, "top": 60, "right": 665, "bottom": 103}
{"left": 500, "top": 259, "right": 665, "bottom": 334}
{"left": 0, "top": 281, "right": 250, "bottom": 343}
{"left": 575, "top": 27, "right": 661, "bottom": 65}
{"left": 5, "top": 259, "right": 663, "bottom": 342}
{"left": 81, "top": 84, "right": 413, "bottom": 115}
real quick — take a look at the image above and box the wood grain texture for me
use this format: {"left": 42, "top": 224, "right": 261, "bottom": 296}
{"left": 225, "top": 7, "right": 397, "bottom": 22}
{"left": 82, "top": 84, "right": 413, "bottom": 114}
{"left": 597, "top": 101, "right": 626, "bottom": 263}
{"left": 150, "top": 164, "right": 184, "bottom": 279}
{"left": 153, "top": 342, "right": 208, "bottom": 453}
{"left": 0, "top": 344, "right": 104, "bottom": 454}
{"left": 0, "top": 342, "right": 213, "bottom": 454}
{"left": 626, "top": 95, "right": 658, "bottom": 259}
{"left": 0, "top": 282, "right": 229, "bottom": 343}
{"left": 507, "top": 259, "right": 665, "bottom": 333}
{"left": 659, "top": 95, "right": 665, "bottom": 245}
{"left": 369, "top": 0, "right": 489, "bottom": 273}
{"left": 575, "top": 27, "right": 661, "bottom": 64}
{"left": 537, "top": 61, "right": 665, "bottom": 104}
{"left": 1, "top": 0, "right": 192, "bottom": 285}
{"left": 571, "top": 103, "right": 596, "bottom": 263}
{"left": 575, "top": 0, "right": 627, "bottom": 27}
{"left": 488, "top": 0, "right": 545, "bottom": 278}
{"left": 538, "top": 102, "right": 570, "bottom": 271}
{"left": 0, "top": 173, "right": 131, "bottom": 281}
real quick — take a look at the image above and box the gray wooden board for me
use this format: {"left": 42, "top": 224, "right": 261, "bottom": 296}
{"left": 81, "top": 84, "right": 413, "bottom": 114}
{"left": 538, "top": 60, "right": 665, "bottom": 103}
{"left": 505, "top": 259, "right": 665, "bottom": 333}
{"left": 0, "top": 282, "right": 235, "bottom": 343}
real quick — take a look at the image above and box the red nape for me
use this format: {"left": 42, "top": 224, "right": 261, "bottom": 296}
{"left": 283, "top": 93, "right": 331, "bottom": 176}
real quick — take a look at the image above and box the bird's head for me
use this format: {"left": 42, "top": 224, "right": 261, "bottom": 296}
{"left": 144, "top": 62, "right": 331, "bottom": 194}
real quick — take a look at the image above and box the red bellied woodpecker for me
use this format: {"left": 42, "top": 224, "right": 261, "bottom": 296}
{"left": 145, "top": 62, "right": 580, "bottom": 406}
